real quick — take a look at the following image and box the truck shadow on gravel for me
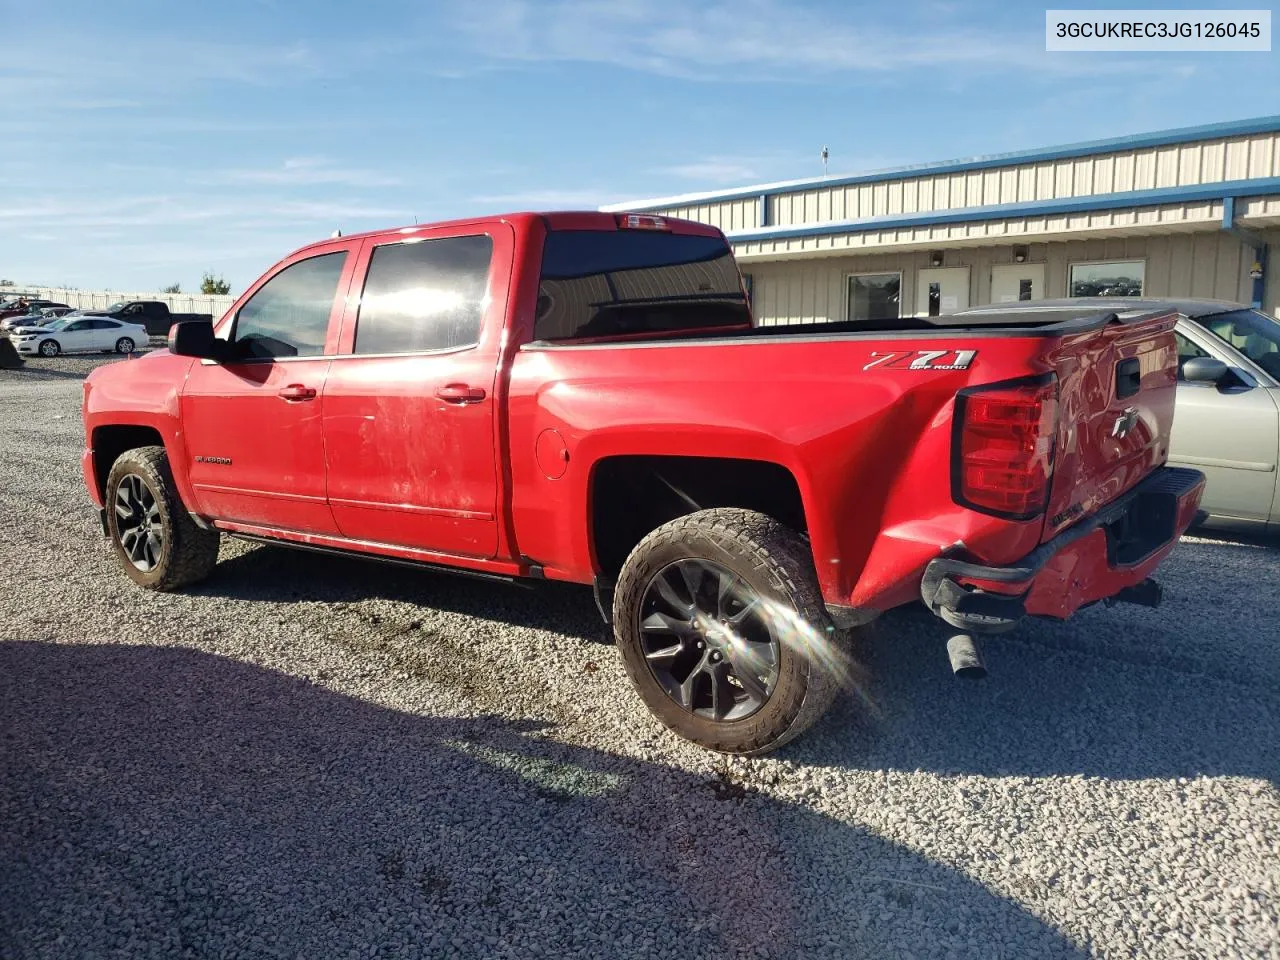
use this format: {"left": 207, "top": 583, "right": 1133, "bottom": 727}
{"left": 0, "top": 642, "right": 1086, "bottom": 960}
{"left": 204, "top": 540, "right": 1280, "bottom": 787}
{"left": 203, "top": 543, "right": 613, "bottom": 643}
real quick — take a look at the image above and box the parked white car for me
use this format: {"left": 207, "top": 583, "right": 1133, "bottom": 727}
{"left": 10, "top": 316, "right": 148, "bottom": 357}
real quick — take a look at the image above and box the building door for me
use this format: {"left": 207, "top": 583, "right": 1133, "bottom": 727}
{"left": 990, "top": 263, "right": 1045, "bottom": 304}
{"left": 914, "top": 267, "right": 970, "bottom": 317}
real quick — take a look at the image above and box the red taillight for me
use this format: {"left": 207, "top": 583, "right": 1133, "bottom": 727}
{"left": 953, "top": 377, "right": 1058, "bottom": 519}
{"left": 616, "top": 214, "right": 669, "bottom": 231}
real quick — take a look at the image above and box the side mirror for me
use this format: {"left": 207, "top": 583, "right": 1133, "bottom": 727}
{"left": 168, "top": 319, "right": 224, "bottom": 360}
{"left": 1181, "top": 356, "right": 1230, "bottom": 385}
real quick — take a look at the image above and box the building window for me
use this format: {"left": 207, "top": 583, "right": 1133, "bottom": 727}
{"left": 847, "top": 272, "right": 901, "bottom": 322}
{"left": 1069, "top": 260, "right": 1145, "bottom": 298}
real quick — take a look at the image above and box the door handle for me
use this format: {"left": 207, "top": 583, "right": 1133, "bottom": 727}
{"left": 277, "top": 383, "right": 317, "bottom": 401}
{"left": 436, "top": 383, "right": 487, "bottom": 404}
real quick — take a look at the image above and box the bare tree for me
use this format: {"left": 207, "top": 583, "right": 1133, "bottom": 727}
{"left": 161, "top": 283, "right": 182, "bottom": 294}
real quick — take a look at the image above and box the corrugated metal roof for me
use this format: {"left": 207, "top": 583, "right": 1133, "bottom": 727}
{"left": 604, "top": 115, "right": 1280, "bottom": 211}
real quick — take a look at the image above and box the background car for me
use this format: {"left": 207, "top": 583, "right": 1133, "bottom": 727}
{"left": 1, "top": 311, "right": 67, "bottom": 333}
{"left": 10, "top": 315, "right": 147, "bottom": 357}
{"left": 4, "top": 314, "right": 63, "bottom": 334}
{"left": 0, "top": 299, "right": 71, "bottom": 321}
{"left": 957, "top": 297, "right": 1280, "bottom": 534}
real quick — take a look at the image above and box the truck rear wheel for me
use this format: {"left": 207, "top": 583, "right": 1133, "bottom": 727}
{"left": 105, "top": 445, "right": 220, "bottom": 590}
{"left": 612, "top": 508, "right": 846, "bottom": 755}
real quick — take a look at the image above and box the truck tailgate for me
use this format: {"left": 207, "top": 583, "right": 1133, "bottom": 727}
{"left": 1041, "top": 308, "right": 1179, "bottom": 541}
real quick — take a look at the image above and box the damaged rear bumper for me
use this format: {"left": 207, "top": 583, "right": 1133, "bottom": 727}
{"left": 920, "top": 466, "right": 1205, "bottom": 634}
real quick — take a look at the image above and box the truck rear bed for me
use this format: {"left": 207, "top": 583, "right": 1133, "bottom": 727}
{"left": 516, "top": 304, "right": 1182, "bottom": 612}
{"left": 566, "top": 304, "right": 1180, "bottom": 548}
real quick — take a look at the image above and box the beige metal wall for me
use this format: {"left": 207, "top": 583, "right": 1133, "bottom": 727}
{"left": 637, "top": 131, "right": 1280, "bottom": 234}
{"left": 741, "top": 231, "right": 1269, "bottom": 325}
{"left": 1265, "top": 229, "right": 1280, "bottom": 319}
{"left": 730, "top": 200, "right": 1233, "bottom": 259}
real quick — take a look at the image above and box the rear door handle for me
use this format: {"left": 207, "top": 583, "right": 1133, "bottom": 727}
{"left": 436, "top": 383, "right": 487, "bottom": 404}
{"left": 277, "top": 383, "right": 317, "bottom": 401}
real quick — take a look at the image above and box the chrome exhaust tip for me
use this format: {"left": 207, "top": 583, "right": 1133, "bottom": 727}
{"left": 946, "top": 634, "right": 987, "bottom": 680}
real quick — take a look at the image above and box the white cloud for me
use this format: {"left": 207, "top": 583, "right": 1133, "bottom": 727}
{"left": 469, "top": 187, "right": 622, "bottom": 209}
{"left": 21, "top": 36, "right": 319, "bottom": 89}
{"left": 0, "top": 33, "right": 323, "bottom": 128}
{"left": 214, "top": 157, "right": 403, "bottom": 188}
{"left": 444, "top": 0, "right": 1166, "bottom": 80}
{"left": 0, "top": 195, "right": 406, "bottom": 230}
{"left": 654, "top": 157, "right": 763, "bottom": 184}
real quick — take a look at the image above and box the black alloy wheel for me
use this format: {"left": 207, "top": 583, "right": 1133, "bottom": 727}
{"left": 612, "top": 509, "right": 848, "bottom": 755}
{"left": 104, "top": 445, "right": 220, "bottom": 590}
{"left": 114, "top": 473, "right": 165, "bottom": 572}
{"left": 638, "top": 558, "right": 782, "bottom": 721}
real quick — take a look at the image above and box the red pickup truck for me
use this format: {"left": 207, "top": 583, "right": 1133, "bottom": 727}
{"left": 81, "top": 211, "right": 1205, "bottom": 753}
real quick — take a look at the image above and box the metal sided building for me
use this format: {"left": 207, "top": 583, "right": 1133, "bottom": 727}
{"left": 602, "top": 116, "right": 1280, "bottom": 325}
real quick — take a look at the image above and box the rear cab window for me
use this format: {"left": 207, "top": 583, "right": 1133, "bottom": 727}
{"left": 534, "top": 230, "right": 750, "bottom": 342}
{"left": 353, "top": 235, "right": 493, "bottom": 355}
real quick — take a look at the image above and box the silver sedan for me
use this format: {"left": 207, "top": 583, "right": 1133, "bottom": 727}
{"left": 957, "top": 297, "right": 1280, "bottom": 534}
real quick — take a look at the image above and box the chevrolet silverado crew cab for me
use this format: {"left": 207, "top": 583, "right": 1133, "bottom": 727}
{"left": 82, "top": 212, "right": 1205, "bottom": 754}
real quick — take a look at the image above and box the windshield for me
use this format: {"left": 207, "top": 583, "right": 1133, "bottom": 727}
{"left": 105, "top": 302, "right": 126, "bottom": 312}
{"left": 1199, "top": 309, "right": 1280, "bottom": 379}
{"left": 535, "top": 230, "right": 751, "bottom": 341}
{"left": 40, "top": 318, "right": 70, "bottom": 332}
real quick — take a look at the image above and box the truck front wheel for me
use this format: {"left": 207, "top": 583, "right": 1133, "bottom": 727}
{"left": 105, "top": 445, "right": 220, "bottom": 590}
{"left": 612, "top": 508, "right": 847, "bottom": 755}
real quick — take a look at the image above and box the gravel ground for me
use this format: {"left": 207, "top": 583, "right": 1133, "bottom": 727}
{"left": 1, "top": 355, "right": 1277, "bottom": 959}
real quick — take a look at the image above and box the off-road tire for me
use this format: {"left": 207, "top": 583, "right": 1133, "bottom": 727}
{"left": 105, "top": 445, "right": 220, "bottom": 590}
{"left": 613, "top": 508, "right": 847, "bottom": 755}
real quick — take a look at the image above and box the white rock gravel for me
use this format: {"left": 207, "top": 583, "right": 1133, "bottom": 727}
{"left": 1, "top": 355, "right": 1277, "bottom": 959}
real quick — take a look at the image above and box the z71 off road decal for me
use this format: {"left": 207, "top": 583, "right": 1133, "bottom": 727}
{"left": 862, "top": 349, "right": 977, "bottom": 371}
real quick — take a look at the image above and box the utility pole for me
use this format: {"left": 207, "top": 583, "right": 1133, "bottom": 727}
{"left": 821, "top": 145, "right": 829, "bottom": 178}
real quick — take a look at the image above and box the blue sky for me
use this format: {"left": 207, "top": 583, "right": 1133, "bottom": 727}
{"left": 2, "top": 0, "right": 1278, "bottom": 292}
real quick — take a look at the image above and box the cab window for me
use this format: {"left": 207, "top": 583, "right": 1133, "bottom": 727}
{"left": 231, "top": 252, "right": 347, "bottom": 359}
{"left": 353, "top": 235, "right": 493, "bottom": 355}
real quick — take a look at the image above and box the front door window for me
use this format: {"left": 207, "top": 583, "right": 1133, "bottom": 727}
{"left": 230, "top": 252, "right": 348, "bottom": 359}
